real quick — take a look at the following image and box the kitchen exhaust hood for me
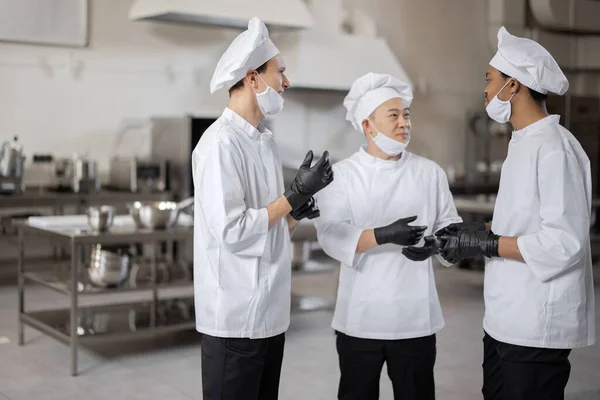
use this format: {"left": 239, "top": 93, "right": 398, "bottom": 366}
{"left": 273, "top": 1, "right": 412, "bottom": 91}
{"left": 129, "top": 0, "right": 313, "bottom": 29}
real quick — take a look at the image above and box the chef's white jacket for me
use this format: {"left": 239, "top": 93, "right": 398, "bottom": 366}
{"left": 192, "top": 108, "right": 291, "bottom": 339}
{"left": 314, "top": 147, "right": 462, "bottom": 340}
{"left": 486, "top": 115, "right": 595, "bottom": 349}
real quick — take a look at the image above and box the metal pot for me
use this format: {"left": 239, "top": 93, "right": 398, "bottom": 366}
{"left": 128, "top": 197, "right": 194, "bottom": 230}
{"left": 87, "top": 244, "right": 131, "bottom": 288}
{"left": 0, "top": 136, "right": 25, "bottom": 178}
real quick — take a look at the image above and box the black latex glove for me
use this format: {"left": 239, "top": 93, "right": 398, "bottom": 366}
{"left": 285, "top": 150, "right": 334, "bottom": 210}
{"left": 402, "top": 235, "right": 442, "bottom": 261}
{"left": 438, "top": 230, "right": 500, "bottom": 264}
{"left": 374, "top": 215, "right": 427, "bottom": 246}
{"left": 434, "top": 221, "right": 487, "bottom": 237}
{"left": 290, "top": 197, "right": 320, "bottom": 221}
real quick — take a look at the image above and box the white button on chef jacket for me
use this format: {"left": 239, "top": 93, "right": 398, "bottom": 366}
{"left": 192, "top": 108, "right": 291, "bottom": 339}
{"left": 486, "top": 115, "right": 595, "bottom": 349}
{"left": 314, "top": 147, "right": 462, "bottom": 340}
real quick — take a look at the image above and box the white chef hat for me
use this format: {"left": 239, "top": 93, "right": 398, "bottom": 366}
{"left": 490, "top": 26, "right": 568, "bottom": 95}
{"left": 343, "top": 72, "right": 413, "bottom": 133}
{"left": 210, "top": 17, "right": 280, "bottom": 94}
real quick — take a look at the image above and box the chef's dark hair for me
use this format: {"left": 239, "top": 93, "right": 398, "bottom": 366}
{"left": 500, "top": 72, "right": 547, "bottom": 104}
{"left": 229, "top": 61, "right": 269, "bottom": 96}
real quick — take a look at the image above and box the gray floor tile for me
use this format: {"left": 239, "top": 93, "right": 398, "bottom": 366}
{"left": 0, "top": 266, "right": 598, "bottom": 399}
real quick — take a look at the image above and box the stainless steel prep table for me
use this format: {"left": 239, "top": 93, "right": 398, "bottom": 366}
{"left": 0, "top": 190, "right": 172, "bottom": 270}
{"left": 16, "top": 221, "right": 194, "bottom": 376}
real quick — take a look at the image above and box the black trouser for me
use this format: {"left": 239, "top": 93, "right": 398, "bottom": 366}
{"left": 201, "top": 333, "right": 285, "bottom": 400}
{"left": 482, "top": 331, "right": 571, "bottom": 400}
{"left": 335, "top": 331, "right": 436, "bottom": 400}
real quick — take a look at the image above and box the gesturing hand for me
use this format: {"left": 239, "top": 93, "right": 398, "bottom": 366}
{"left": 374, "top": 215, "right": 427, "bottom": 246}
{"left": 285, "top": 150, "right": 334, "bottom": 210}
{"left": 402, "top": 235, "right": 442, "bottom": 261}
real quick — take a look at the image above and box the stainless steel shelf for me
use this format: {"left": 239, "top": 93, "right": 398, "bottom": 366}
{"left": 21, "top": 299, "right": 196, "bottom": 344}
{"left": 23, "top": 271, "right": 193, "bottom": 295}
{"left": 17, "top": 221, "right": 194, "bottom": 376}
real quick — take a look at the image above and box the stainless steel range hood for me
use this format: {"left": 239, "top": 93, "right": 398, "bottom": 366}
{"left": 129, "top": 0, "right": 314, "bottom": 29}
{"left": 273, "top": 1, "right": 412, "bottom": 91}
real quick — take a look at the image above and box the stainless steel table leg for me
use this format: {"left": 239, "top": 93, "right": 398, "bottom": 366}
{"left": 70, "top": 241, "right": 80, "bottom": 376}
{"left": 17, "top": 227, "right": 24, "bottom": 345}
{"left": 150, "top": 242, "right": 157, "bottom": 328}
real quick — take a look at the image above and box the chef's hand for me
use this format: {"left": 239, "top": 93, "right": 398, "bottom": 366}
{"left": 438, "top": 230, "right": 500, "bottom": 264}
{"left": 290, "top": 197, "right": 320, "bottom": 221}
{"left": 402, "top": 235, "right": 441, "bottom": 261}
{"left": 434, "top": 221, "right": 487, "bottom": 237}
{"left": 374, "top": 215, "right": 427, "bottom": 246}
{"left": 285, "top": 150, "right": 334, "bottom": 210}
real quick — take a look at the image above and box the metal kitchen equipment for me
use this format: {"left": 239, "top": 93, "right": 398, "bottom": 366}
{"left": 87, "top": 244, "right": 131, "bottom": 288}
{"left": 0, "top": 136, "right": 26, "bottom": 194}
{"left": 16, "top": 221, "right": 194, "bottom": 376}
{"left": 86, "top": 205, "right": 116, "bottom": 232}
{"left": 54, "top": 156, "right": 100, "bottom": 193}
{"left": 149, "top": 116, "right": 217, "bottom": 200}
{"left": 128, "top": 197, "right": 194, "bottom": 230}
{"left": 109, "top": 157, "right": 169, "bottom": 193}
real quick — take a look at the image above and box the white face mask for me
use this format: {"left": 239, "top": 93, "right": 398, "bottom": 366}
{"left": 251, "top": 73, "right": 284, "bottom": 118}
{"left": 485, "top": 79, "right": 516, "bottom": 123}
{"left": 368, "top": 119, "right": 410, "bottom": 157}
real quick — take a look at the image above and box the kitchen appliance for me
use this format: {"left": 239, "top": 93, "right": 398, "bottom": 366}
{"left": 0, "top": 136, "right": 26, "bottom": 194}
{"left": 149, "top": 116, "right": 217, "bottom": 200}
{"left": 54, "top": 156, "right": 100, "bottom": 193}
{"left": 109, "top": 157, "right": 169, "bottom": 193}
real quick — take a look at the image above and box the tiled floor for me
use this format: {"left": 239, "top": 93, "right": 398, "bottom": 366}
{"left": 0, "top": 265, "right": 599, "bottom": 399}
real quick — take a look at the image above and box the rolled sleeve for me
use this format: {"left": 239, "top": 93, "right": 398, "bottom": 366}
{"left": 197, "top": 140, "right": 269, "bottom": 258}
{"left": 314, "top": 173, "right": 365, "bottom": 268}
{"left": 517, "top": 150, "right": 589, "bottom": 282}
{"left": 433, "top": 168, "right": 463, "bottom": 267}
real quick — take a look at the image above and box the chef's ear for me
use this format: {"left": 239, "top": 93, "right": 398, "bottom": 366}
{"left": 361, "top": 119, "right": 372, "bottom": 137}
{"left": 509, "top": 78, "right": 520, "bottom": 95}
{"left": 245, "top": 70, "right": 259, "bottom": 90}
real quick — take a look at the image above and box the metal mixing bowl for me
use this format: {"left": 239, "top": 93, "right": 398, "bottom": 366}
{"left": 87, "top": 244, "right": 131, "bottom": 287}
{"left": 128, "top": 198, "right": 193, "bottom": 230}
{"left": 129, "top": 201, "right": 178, "bottom": 229}
{"left": 86, "top": 205, "right": 116, "bottom": 232}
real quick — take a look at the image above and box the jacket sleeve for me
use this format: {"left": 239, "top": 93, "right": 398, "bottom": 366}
{"left": 517, "top": 150, "right": 590, "bottom": 282}
{"left": 314, "top": 173, "right": 366, "bottom": 268}
{"left": 432, "top": 168, "right": 463, "bottom": 267}
{"left": 197, "top": 140, "right": 269, "bottom": 257}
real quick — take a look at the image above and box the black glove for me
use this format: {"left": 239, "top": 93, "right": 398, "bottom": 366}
{"left": 290, "top": 197, "right": 320, "bottom": 221}
{"left": 373, "top": 215, "right": 427, "bottom": 246}
{"left": 285, "top": 150, "right": 334, "bottom": 210}
{"left": 434, "top": 221, "right": 487, "bottom": 237}
{"left": 438, "top": 230, "right": 500, "bottom": 264}
{"left": 402, "top": 235, "right": 442, "bottom": 261}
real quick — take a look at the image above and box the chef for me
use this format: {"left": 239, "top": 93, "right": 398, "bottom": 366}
{"left": 423, "top": 27, "right": 595, "bottom": 399}
{"left": 313, "top": 72, "right": 462, "bottom": 400}
{"left": 192, "top": 17, "right": 333, "bottom": 400}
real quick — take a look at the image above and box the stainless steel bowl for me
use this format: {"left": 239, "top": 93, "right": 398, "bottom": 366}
{"left": 87, "top": 244, "right": 131, "bottom": 287}
{"left": 86, "top": 206, "right": 116, "bottom": 232}
{"left": 129, "top": 201, "right": 178, "bottom": 229}
{"left": 128, "top": 198, "right": 194, "bottom": 230}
